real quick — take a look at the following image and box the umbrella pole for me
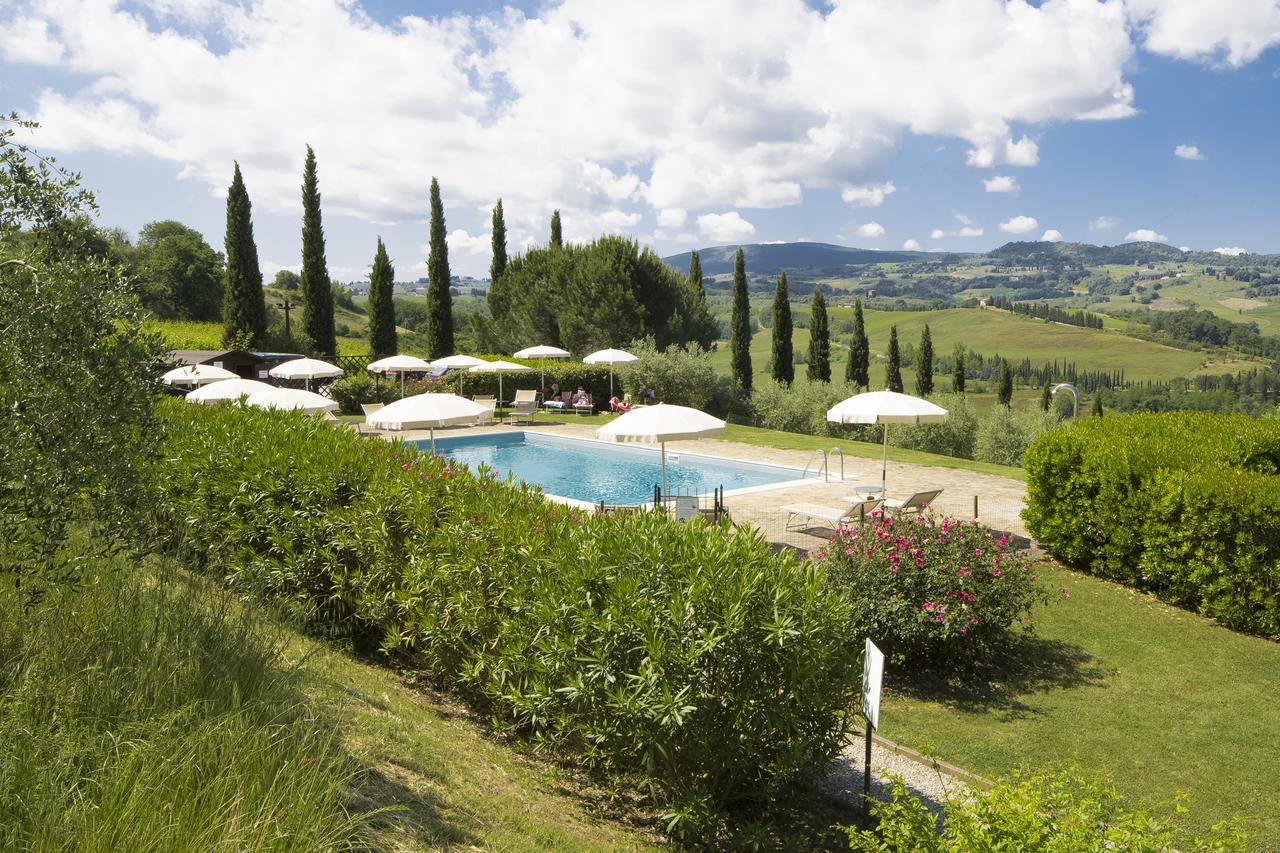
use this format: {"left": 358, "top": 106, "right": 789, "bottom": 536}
{"left": 881, "top": 423, "right": 889, "bottom": 490}
{"left": 400, "top": 371, "right": 405, "bottom": 397}
{"left": 609, "top": 365, "right": 614, "bottom": 401}
{"left": 661, "top": 441, "right": 667, "bottom": 499}
{"left": 430, "top": 427, "right": 436, "bottom": 454}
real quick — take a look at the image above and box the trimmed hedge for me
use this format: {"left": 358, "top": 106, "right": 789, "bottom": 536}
{"left": 1023, "top": 413, "right": 1280, "bottom": 638}
{"left": 150, "top": 400, "right": 862, "bottom": 835}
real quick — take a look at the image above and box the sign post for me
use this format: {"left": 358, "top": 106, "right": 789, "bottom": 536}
{"left": 860, "top": 638, "right": 885, "bottom": 825}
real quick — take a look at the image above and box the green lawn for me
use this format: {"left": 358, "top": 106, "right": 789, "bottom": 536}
{"left": 881, "top": 560, "right": 1280, "bottom": 841}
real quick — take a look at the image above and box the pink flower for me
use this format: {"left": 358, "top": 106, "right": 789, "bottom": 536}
{"left": 992, "top": 568, "right": 1003, "bottom": 577}
{"left": 845, "top": 547, "right": 856, "bottom": 556}
{"left": 934, "top": 613, "right": 944, "bottom": 623}
{"left": 922, "top": 601, "right": 935, "bottom": 612}
{"left": 960, "top": 625, "right": 968, "bottom": 635}
{"left": 974, "top": 548, "right": 984, "bottom": 557}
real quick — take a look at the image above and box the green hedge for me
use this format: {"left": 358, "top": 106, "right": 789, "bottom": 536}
{"left": 150, "top": 400, "right": 861, "bottom": 835}
{"left": 1023, "top": 413, "right": 1280, "bottom": 637}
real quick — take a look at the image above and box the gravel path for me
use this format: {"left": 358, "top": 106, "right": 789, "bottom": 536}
{"left": 822, "top": 734, "right": 976, "bottom": 822}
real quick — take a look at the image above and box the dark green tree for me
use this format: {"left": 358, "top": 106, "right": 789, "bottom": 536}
{"left": 770, "top": 272, "right": 793, "bottom": 384}
{"left": 952, "top": 345, "right": 966, "bottom": 393}
{"left": 1041, "top": 382, "right": 1052, "bottom": 411}
{"left": 885, "top": 325, "right": 903, "bottom": 392}
{"left": 807, "top": 288, "right": 831, "bottom": 382}
{"left": 916, "top": 324, "right": 934, "bottom": 396}
{"left": 730, "top": 247, "right": 752, "bottom": 394}
{"left": 300, "top": 146, "right": 335, "bottom": 356}
{"left": 998, "top": 359, "right": 1014, "bottom": 406}
{"left": 272, "top": 269, "right": 300, "bottom": 291}
{"left": 134, "top": 220, "right": 223, "bottom": 321}
{"left": 550, "top": 209, "right": 563, "bottom": 248}
{"left": 425, "top": 176, "right": 454, "bottom": 358}
{"left": 1092, "top": 395, "right": 1105, "bottom": 417}
{"left": 368, "top": 237, "right": 396, "bottom": 356}
{"left": 846, "top": 298, "right": 869, "bottom": 389}
{"left": 490, "top": 198, "right": 507, "bottom": 284}
{"left": 681, "top": 249, "right": 718, "bottom": 349}
{"left": 222, "top": 162, "right": 267, "bottom": 347}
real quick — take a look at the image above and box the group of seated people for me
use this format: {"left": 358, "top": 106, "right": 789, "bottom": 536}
{"left": 539, "top": 384, "right": 592, "bottom": 408}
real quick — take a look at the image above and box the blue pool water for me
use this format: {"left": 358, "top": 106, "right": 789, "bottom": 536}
{"left": 421, "top": 432, "right": 799, "bottom": 505}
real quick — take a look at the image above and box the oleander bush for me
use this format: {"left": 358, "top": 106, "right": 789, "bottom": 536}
{"left": 1023, "top": 412, "right": 1280, "bottom": 638}
{"left": 812, "top": 514, "right": 1046, "bottom": 668}
{"left": 846, "top": 766, "right": 1247, "bottom": 851}
{"left": 150, "top": 400, "right": 862, "bottom": 837}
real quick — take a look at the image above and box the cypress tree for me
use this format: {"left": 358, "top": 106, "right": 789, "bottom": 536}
{"left": 367, "top": 238, "right": 396, "bottom": 356}
{"left": 1041, "top": 381, "right": 1052, "bottom": 411}
{"left": 425, "top": 177, "right": 454, "bottom": 358}
{"left": 885, "top": 325, "right": 903, "bottom": 392}
{"left": 953, "top": 345, "right": 966, "bottom": 393}
{"left": 770, "top": 272, "right": 793, "bottom": 384}
{"left": 490, "top": 198, "right": 507, "bottom": 284}
{"left": 916, "top": 324, "right": 934, "bottom": 396}
{"left": 807, "top": 288, "right": 831, "bottom": 382}
{"left": 846, "top": 298, "right": 869, "bottom": 389}
{"left": 299, "top": 146, "right": 335, "bottom": 356}
{"left": 221, "top": 162, "right": 267, "bottom": 347}
{"left": 683, "top": 250, "right": 718, "bottom": 349}
{"left": 688, "top": 250, "right": 702, "bottom": 291}
{"left": 550, "top": 209, "right": 563, "bottom": 248}
{"left": 729, "top": 247, "right": 752, "bottom": 394}
{"left": 998, "top": 359, "right": 1014, "bottom": 405}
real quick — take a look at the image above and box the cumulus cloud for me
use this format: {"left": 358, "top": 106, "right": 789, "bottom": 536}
{"left": 657, "top": 207, "right": 687, "bottom": 228}
{"left": 1128, "top": 0, "right": 1280, "bottom": 67}
{"left": 855, "top": 221, "right": 886, "bottom": 238}
{"left": 1125, "top": 228, "right": 1169, "bottom": 243}
{"left": 1214, "top": 246, "right": 1247, "bottom": 256}
{"left": 1174, "top": 143, "right": 1206, "bottom": 160}
{"left": 1089, "top": 215, "right": 1119, "bottom": 231}
{"left": 697, "top": 211, "right": 756, "bottom": 242}
{"left": 957, "top": 226, "right": 984, "bottom": 237}
{"left": 902, "top": 238, "right": 922, "bottom": 250}
{"left": 841, "top": 181, "right": 896, "bottom": 207}
{"left": 999, "top": 215, "right": 1039, "bottom": 234}
{"left": 983, "top": 175, "right": 1019, "bottom": 193}
{"left": 1041, "top": 229, "right": 1064, "bottom": 242}
{"left": 447, "top": 228, "right": 491, "bottom": 255}
{"left": 930, "top": 228, "right": 946, "bottom": 240}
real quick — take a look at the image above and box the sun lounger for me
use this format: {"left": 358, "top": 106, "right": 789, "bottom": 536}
{"left": 782, "top": 496, "right": 884, "bottom": 533}
{"left": 323, "top": 410, "right": 371, "bottom": 434}
{"left": 474, "top": 398, "right": 497, "bottom": 425}
{"left": 507, "top": 389, "right": 538, "bottom": 424}
{"left": 572, "top": 393, "right": 593, "bottom": 415}
{"left": 360, "top": 402, "right": 384, "bottom": 417}
{"left": 883, "top": 489, "right": 943, "bottom": 518}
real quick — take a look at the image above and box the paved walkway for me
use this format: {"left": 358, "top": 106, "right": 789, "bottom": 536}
{"left": 379, "top": 419, "right": 1029, "bottom": 552}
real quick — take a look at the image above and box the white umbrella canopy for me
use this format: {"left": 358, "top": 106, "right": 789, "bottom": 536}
{"left": 826, "top": 390, "right": 949, "bottom": 489}
{"left": 245, "top": 387, "right": 338, "bottom": 414}
{"left": 162, "top": 364, "right": 237, "bottom": 386}
{"left": 468, "top": 359, "right": 530, "bottom": 404}
{"left": 185, "top": 377, "right": 273, "bottom": 404}
{"left": 366, "top": 393, "right": 488, "bottom": 451}
{"left": 269, "top": 357, "right": 344, "bottom": 390}
{"left": 583, "top": 348, "right": 638, "bottom": 400}
{"left": 367, "top": 354, "right": 434, "bottom": 395}
{"left": 431, "top": 354, "right": 489, "bottom": 397}
{"left": 514, "top": 344, "right": 570, "bottom": 389}
{"left": 596, "top": 404, "right": 726, "bottom": 496}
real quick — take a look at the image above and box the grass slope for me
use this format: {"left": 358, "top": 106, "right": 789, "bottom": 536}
{"left": 882, "top": 560, "right": 1280, "bottom": 841}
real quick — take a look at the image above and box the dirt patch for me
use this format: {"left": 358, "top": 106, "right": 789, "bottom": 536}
{"left": 1220, "top": 297, "right": 1266, "bottom": 311}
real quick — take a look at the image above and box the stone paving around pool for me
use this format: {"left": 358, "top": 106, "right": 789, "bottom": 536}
{"left": 381, "top": 419, "right": 1030, "bottom": 552}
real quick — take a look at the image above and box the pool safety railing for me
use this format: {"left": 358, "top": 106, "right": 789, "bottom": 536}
{"left": 802, "top": 448, "right": 845, "bottom": 483}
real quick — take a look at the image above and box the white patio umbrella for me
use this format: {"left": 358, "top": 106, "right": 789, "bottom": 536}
{"left": 366, "top": 393, "right": 487, "bottom": 452}
{"left": 367, "top": 354, "right": 434, "bottom": 396}
{"left": 162, "top": 364, "right": 237, "bottom": 386}
{"left": 430, "top": 354, "right": 489, "bottom": 397}
{"left": 468, "top": 359, "right": 530, "bottom": 405}
{"left": 826, "top": 390, "right": 949, "bottom": 490}
{"left": 596, "top": 404, "right": 725, "bottom": 497}
{"left": 583, "top": 347, "right": 638, "bottom": 400}
{"left": 513, "top": 344, "right": 570, "bottom": 389}
{"left": 185, "top": 377, "right": 273, "bottom": 404}
{"left": 245, "top": 387, "right": 338, "bottom": 414}
{"left": 268, "top": 357, "right": 344, "bottom": 390}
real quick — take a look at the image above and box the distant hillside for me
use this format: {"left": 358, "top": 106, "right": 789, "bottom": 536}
{"left": 662, "top": 241, "right": 940, "bottom": 276}
{"left": 989, "top": 240, "right": 1192, "bottom": 266}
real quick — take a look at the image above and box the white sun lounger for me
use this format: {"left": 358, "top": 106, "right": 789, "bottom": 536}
{"left": 782, "top": 497, "right": 884, "bottom": 533}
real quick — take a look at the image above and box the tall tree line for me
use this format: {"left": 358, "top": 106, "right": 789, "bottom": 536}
{"left": 367, "top": 238, "right": 396, "bottom": 356}
{"left": 425, "top": 177, "right": 454, "bottom": 358}
{"left": 222, "top": 162, "right": 266, "bottom": 347}
{"left": 730, "top": 247, "right": 752, "bottom": 394}
{"left": 300, "top": 146, "right": 335, "bottom": 356}
{"left": 807, "top": 288, "right": 830, "bottom": 382}
{"left": 771, "top": 272, "right": 793, "bottom": 384}
{"left": 846, "top": 298, "right": 869, "bottom": 390}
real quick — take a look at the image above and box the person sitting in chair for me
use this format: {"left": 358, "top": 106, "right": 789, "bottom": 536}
{"left": 609, "top": 396, "right": 632, "bottom": 413}
{"left": 571, "top": 386, "right": 591, "bottom": 407}
{"left": 543, "top": 383, "right": 565, "bottom": 408}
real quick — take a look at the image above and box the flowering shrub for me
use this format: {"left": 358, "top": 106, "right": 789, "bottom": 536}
{"left": 813, "top": 513, "right": 1046, "bottom": 668}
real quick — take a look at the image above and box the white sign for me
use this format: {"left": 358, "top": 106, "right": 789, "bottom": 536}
{"left": 861, "top": 638, "right": 885, "bottom": 731}
{"left": 258, "top": 370, "right": 270, "bottom": 379}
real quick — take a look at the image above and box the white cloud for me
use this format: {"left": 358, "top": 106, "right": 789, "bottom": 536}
{"left": 902, "top": 238, "right": 922, "bottom": 251}
{"left": 697, "top": 211, "right": 756, "bottom": 242}
{"left": 957, "top": 226, "right": 984, "bottom": 237}
{"left": 1041, "top": 229, "right": 1064, "bottom": 242}
{"left": 1214, "top": 246, "right": 1248, "bottom": 256}
{"left": 999, "top": 215, "right": 1039, "bottom": 234}
{"left": 1089, "top": 215, "right": 1119, "bottom": 231}
{"left": 447, "top": 228, "right": 491, "bottom": 255}
{"left": 983, "top": 175, "right": 1019, "bottom": 193}
{"left": 1124, "top": 228, "right": 1170, "bottom": 243}
{"left": 841, "top": 181, "right": 896, "bottom": 207}
{"left": 1174, "top": 143, "right": 1206, "bottom": 160}
{"left": 656, "top": 207, "right": 687, "bottom": 228}
{"left": 1128, "top": 0, "right": 1280, "bottom": 67}
{"left": 930, "top": 228, "right": 946, "bottom": 240}
{"left": 1179, "top": 246, "right": 1191, "bottom": 252}
{"left": 855, "top": 221, "right": 886, "bottom": 238}
{"left": 0, "top": 16, "right": 65, "bottom": 64}
{"left": 966, "top": 135, "right": 1040, "bottom": 168}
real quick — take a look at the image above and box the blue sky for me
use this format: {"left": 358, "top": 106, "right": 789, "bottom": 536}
{"left": 2, "top": 0, "right": 1278, "bottom": 279}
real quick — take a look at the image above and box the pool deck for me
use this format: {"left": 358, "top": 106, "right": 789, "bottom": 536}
{"left": 380, "top": 420, "right": 1029, "bottom": 553}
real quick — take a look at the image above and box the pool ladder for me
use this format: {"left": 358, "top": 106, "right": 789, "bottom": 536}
{"left": 803, "top": 447, "right": 845, "bottom": 483}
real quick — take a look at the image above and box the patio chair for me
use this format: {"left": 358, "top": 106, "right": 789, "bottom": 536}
{"left": 883, "top": 489, "right": 943, "bottom": 518}
{"left": 360, "top": 402, "right": 384, "bottom": 417}
{"left": 474, "top": 398, "right": 497, "bottom": 425}
{"left": 507, "top": 389, "right": 538, "bottom": 424}
{"left": 323, "top": 410, "right": 370, "bottom": 434}
{"left": 781, "top": 496, "right": 884, "bottom": 534}
{"left": 573, "top": 392, "right": 593, "bottom": 416}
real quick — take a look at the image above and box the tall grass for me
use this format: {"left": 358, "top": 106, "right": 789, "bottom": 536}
{"left": 0, "top": 548, "right": 369, "bottom": 850}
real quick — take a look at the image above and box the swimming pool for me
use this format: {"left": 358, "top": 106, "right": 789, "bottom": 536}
{"left": 421, "top": 431, "right": 804, "bottom": 505}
